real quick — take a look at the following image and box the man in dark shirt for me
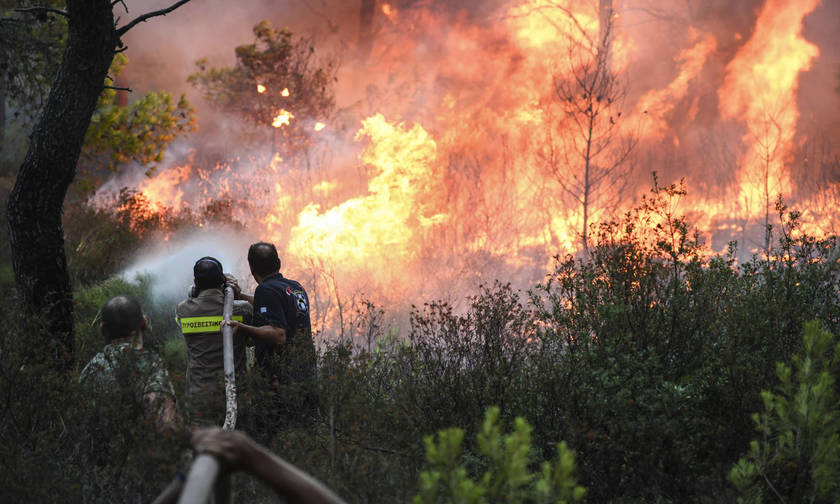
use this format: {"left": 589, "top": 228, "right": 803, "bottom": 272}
{"left": 225, "top": 242, "right": 317, "bottom": 424}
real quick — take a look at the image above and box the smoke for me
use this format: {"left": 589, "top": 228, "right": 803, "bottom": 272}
{"left": 93, "top": 0, "right": 840, "bottom": 339}
{"left": 119, "top": 228, "right": 258, "bottom": 305}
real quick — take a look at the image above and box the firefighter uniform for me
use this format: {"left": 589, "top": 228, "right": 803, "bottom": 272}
{"left": 176, "top": 287, "right": 252, "bottom": 426}
{"left": 253, "top": 272, "right": 317, "bottom": 422}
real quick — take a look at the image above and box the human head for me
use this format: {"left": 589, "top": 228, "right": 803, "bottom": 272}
{"left": 193, "top": 256, "right": 226, "bottom": 293}
{"left": 247, "top": 242, "right": 281, "bottom": 281}
{"left": 100, "top": 294, "right": 146, "bottom": 344}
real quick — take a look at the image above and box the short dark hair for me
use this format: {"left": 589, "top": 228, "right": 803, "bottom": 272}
{"left": 248, "top": 242, "right": 281, "bottom": 277}
{"left": 101, "top": 295, "right": 144, "bottom": 343}
{"left": 194, "top": 256, "right": 225, "bottom": 292}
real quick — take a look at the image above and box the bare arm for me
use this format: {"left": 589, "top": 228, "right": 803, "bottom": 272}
{"left": 145, "top": 391, "right": 181, "bottom": 432}
{"left": 222, "top": 319, "right": 285, "bottom": 344}
{"left": 193, "top": 428, "right": 346, "bottom": 504}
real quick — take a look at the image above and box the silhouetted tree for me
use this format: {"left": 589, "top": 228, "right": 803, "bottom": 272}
{"left": 5, "top": 0, "right": 192, "bottom": 367}
{"left": 542, "top": 6, "right": 637, "bottom": 253}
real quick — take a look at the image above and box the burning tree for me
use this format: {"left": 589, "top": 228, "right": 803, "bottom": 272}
{"left": 541, "top": 3, "right": 636, "bottom": 253}
{"left": 188, "top": 19, "right": 337, "bottom": 160}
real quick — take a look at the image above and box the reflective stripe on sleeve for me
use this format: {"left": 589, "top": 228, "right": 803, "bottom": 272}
{"left": 180, "top": 315, "right": 243, "bottom": 334}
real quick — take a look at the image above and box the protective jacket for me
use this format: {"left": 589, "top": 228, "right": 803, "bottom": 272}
{"left": 176, "top": 288, "right": 252, "bottom": 425}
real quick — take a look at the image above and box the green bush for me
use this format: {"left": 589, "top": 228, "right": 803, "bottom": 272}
{"left": 413, "top": 406, "right": 586, "bottom": 504}
{"left": 73, "top": 274, "right": 183, "bottom": 368}
{"left": 5, "top": 179, "right": 840, "bottom": 503}
{"left": 730, "top": 321, "right": 840, "bottom": 503}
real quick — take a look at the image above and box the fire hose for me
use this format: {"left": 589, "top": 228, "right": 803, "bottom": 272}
{"left": 221, "top": 284, "right": 237, "bottom": 431}
{"left": 178, "top": 285, "right": 237, "bottom": 504}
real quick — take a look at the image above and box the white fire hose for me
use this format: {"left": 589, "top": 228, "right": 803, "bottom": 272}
{"left": 221, "top": 284, "right": 237, "bottom": 431}
{"left": 178, "top": 285, "right": 237, "bottom": 504}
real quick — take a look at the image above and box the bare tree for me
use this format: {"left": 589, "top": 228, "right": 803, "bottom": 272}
{"left": 5, "top": 0, "right": 192, "bottom": 366}
{"left": 753, "top": 108, "right": 784, "bottom": 252}
{"left": 543, "top": 5, "right": 637, "bottom": 253}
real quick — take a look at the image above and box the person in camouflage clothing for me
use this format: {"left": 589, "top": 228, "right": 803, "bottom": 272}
{"left": 79, "top": 295, "right": 183, "bottom": 502}
{"left": 80, "top": 294, "right": 178, "bottom": 430}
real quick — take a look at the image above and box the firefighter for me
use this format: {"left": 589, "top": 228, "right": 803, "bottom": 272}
{"left": 223, "top": 242, "right": 317, "bottom": 427}
{"left": 176, "top": 256, "right": 253, "bottom": 427}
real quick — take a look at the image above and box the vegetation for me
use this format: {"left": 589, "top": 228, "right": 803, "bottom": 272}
{"left": 730, "top": 321, "right": 840, "bottom": 503}
{"left": 80, "top": 53, "right": 196, "bottom": 179}
{"left": 3, "top": 175, "right": 840, "bottom": 502}
{"left": 2, "top": 7, "right": 838, "bottom": 501}
{"left": 4, "top": 0, "right": 195, "bottom": 368}
{"left": 413, "top": 407, "right": 586, "bottom": 504}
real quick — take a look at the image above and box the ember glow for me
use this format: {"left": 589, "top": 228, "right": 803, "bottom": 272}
{"left": 109, "top": 0, "right": 840, "bottom": 336}
{"left": 271, "top": 109, "right": 294, "bottom": 128}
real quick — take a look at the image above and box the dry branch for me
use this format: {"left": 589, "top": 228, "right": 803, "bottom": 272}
{"left": 116, "top": 0, "right": 191, "bottom": 36}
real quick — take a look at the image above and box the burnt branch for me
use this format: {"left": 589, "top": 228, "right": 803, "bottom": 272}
{"left": 104, "top": 85, "right": 132, "bottom": 92}
{"left": 116, "top": 0, "right": 192, "bottom": 36}
{"left": 13, "top": 6, "right": 68, "bottom": 18}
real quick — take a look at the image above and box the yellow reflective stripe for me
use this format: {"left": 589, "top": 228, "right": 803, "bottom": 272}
{"left": 180, "top": 315, "right": 243, "bottom": 334}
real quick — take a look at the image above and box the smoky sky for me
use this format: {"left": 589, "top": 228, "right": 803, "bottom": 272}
{"left": 119, "top": 0, "right": 838, "bottom": 125}
{"left": 115, "top": 0, "right": 840, "bottom": 208}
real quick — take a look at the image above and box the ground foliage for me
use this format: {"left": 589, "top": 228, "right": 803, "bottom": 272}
{"left": 2, "top": 180, "right": 840, "bottom": 502}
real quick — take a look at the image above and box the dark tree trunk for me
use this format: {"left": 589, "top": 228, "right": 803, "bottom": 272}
{"left": 5, "top": 0, "right": 115, "bottom": 366}
{"left": 358, "top": 0, "right": 376, "bottom": 61}
{"left": 0, "top": 77, "right": 6, "bottom": 150}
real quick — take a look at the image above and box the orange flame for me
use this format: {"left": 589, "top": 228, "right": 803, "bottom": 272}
{"left": 109, "top": 0, "right": 839, "bottom": 336}
{"left": 286, "top": 114, "right": 444, "bottom": 280}
{"left": 636, "top": 30, "right": 718, "bottom": 141}
{"left": 718, "top": 0, "right": 820, "bottom": 217}
{"left": 381, "top": 3, "right": 396, "bottom": 22}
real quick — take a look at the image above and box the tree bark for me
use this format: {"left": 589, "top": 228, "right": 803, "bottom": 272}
{"left": 5, "top": 0, "right": 115, "bottom": 366}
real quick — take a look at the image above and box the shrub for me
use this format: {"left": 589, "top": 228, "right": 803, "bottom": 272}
{"left": 0, "top": 310, "right": 187, "bottom": 503}
{"left": 730, "top": 321, "right": 840, "bottom": 503}
{"left": 413, "top": 406, "right": 586, "bottom": 504}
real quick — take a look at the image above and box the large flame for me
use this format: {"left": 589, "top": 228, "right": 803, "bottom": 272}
{"left": 105, "top": 0, "right": 838, "bottom": 336}
{"left": 287, "top": 114, "right": 443, "bottom": 275}
{"left": 718, "top": 0, "right": 820, "bottom": 222}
